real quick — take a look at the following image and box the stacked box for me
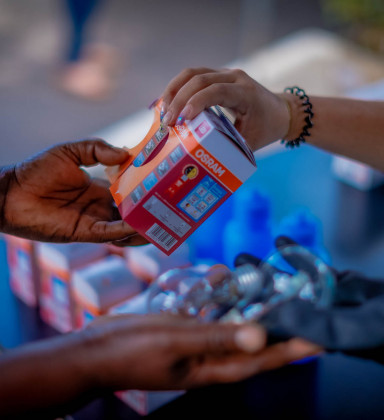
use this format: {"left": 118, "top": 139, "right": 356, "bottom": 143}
{"left": 115, "top": 389, "right": 185, "bottom": 416}
{"left": 105, "top": 243, "right": 125, "bottom": 257}
{"left": 72, "top": 255, "right": 144, "bottom": 328}
{"left": 125, "top": 242, "right": 191, "bottom": 284}
{"left": 4, "top": 234, "right": 39, "bottom": 307}
{"left": 36, "top": 243, "right": 106, "bottom": 332}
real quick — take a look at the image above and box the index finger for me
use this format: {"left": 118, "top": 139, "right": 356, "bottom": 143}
{"left": 161, "top": 67, "right": 216, "bottom": 109}
{"left": 169, "top": 322, "right": 266, "bottom": 356}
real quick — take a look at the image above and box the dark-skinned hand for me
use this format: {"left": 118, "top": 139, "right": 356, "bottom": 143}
{"left": 0, "top": 139, "right": 148, "bottom": 246}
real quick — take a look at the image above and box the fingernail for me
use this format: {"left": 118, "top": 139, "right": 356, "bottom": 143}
{"left": 160, "top": 104, "right": 166, "bottom": 122}
{"left": 114, "top": 233, "right": 137, "bottom": 243}
{"left": 235, "top": 327, "right": 265, "bottom": 353}
{"left": 148, "top": 97, "right": 159, "bottom": 109}
{"left": 162, "top": 111, "right": 173, "bottom": 126}
{"left": 176, "top": 104, "right": 193, "bottom": 126}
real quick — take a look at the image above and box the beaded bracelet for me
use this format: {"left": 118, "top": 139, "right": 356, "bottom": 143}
{"left": 281, "top": 86, "right": 314, "bottom": 148}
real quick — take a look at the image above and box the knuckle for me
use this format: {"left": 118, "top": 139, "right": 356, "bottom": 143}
{"left": 210, "top": 83, "right": 228, "bottom": 100}
{"left": 206, "top": 327, "right": 235, "bottom": 353}
{"left": 181, "top": 67, "right": 197, "bottom": 79}
{"left": 211, "top": 82, "right": 226, "bottom": 93}
{"left": 232, "top": 68, "right": 247, "bottom": 78}
{"left": 196, "top": 66, "right": 214, "bottom": 74}
{"left": 190, "top": 73, "right": 209, "bottom": 88}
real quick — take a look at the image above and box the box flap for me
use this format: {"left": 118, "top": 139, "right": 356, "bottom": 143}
{"left": 208, "top": 106, "right": 256, "bottom": 166}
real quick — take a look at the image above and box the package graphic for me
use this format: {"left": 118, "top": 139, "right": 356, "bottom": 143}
{"left": 72, "top": 255, "right": 144, "bottom": 328}
{"left": 36, "top": 243, "right": 106, "bottom": 333}
{"left": 107, "top": 101, "right": 257, "bottom": 255}
{"left": 4, "top": 234, "right": 39, "bottom": 307}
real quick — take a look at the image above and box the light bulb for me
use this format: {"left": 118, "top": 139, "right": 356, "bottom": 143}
{"left": 147, "top": 264, "right": 264, "bottom": 321}
{"left": 236, "top": 245, "right": 336, "bottom": 322}
{"left": 147, "top": 245, "right": 336, "bottom": 323}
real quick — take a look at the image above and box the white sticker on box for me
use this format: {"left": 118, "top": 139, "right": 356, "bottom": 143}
{"left": 143, "top": 196, "right": 191, "bottom": 237}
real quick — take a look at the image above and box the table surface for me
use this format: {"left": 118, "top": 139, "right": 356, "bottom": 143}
{"left": 2, "top": 140, "right": 384, "bottom": 419}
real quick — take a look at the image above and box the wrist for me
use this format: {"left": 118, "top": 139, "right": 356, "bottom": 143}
{"left": 75, "top": 324, "right": 117, "bottom": 392}
{"left": 70, "top": 328, "right": 106, "bottom": 393}
{"left": 277, "top": 93, "right": 305, "bottom": 141}
{"left": 274, "top": 94, "right": 291, "bottom": 141}
{"left": 0, "top": 166, "right": 16, "bottom": 233}
{"left": 0, "top": 332, "right": 98, "bottom": 416}
{"left": 280, "top": 87, "right": 314, "bottom": 148}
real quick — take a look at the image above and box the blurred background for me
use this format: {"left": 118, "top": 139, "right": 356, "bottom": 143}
{"left": 1, "top": 0, "right": 383, "bottom": 165}
{"left": 2, "top": 3, "right": 384, "bottom": 417}
{"left": 2, "top": 0, "right": 384, "bottom": 295}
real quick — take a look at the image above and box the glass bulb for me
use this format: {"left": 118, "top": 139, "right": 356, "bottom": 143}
{"left": 238, "top": 245, "right": 336, "bottom": 322}
{"left": 147, "top": 264, "right": 264, "bottom": 321}
{"left": 147, "top": 245, "right": 335, "bottom": 324}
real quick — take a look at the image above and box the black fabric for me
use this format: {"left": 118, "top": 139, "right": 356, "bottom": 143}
{"left": 234, "top": 236, "right": 384, "bottom": 364}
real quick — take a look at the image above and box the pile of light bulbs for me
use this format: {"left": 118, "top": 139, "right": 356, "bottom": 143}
{"left": 147, "top": 245, "right": 335, "bottom": 323}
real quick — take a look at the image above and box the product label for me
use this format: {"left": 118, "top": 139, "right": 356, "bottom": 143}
{"left": 177, "top": 175, "right": 226, "bottom": 221}
{"left": 143, "top": 196, "right": 191, "bottom": 237}
{"left": 173, "top": 125, "right": 242, "bottom": 192}
{"left": 194, "top": 148, "right": 225, "bottom": 177}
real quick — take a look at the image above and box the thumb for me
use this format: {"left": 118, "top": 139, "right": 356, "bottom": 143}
{"left": 172, "top": 323, "right": 267, "bottom": 356}
{"left": 63, "top": 139, "right": 129, "bottom": 167}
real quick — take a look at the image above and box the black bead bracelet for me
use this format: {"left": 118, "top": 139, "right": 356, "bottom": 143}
{"left": 281, "top": 86, "right": 314, "bottom": 148}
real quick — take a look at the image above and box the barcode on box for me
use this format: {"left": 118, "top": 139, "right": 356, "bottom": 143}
{"left": 146, "top": 224, "right": 177, "bottom": 251}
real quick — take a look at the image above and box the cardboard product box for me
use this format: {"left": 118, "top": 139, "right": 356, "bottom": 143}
{"left": 104, "top": 243, "right": 125, "bottom": 257}
{"left": 108, "top": 289, "right": 185, "bottom": 415}
{"left": 36, "top": 243, "right": 106, "bottom": 333}
{"left": 124, "top": 242, "right": 191, "bottom": 284}
{"left": 108, "top": 288, "right": 151, "bottom": 316}
{"left": 107, "top": 100, "right": 257, "bottom": 255}
{"left": 72, "top": 255, "right": 144, "bottom": 328}
{"left": 115, "top": 389, "right": 185, "bottom": 417}
{"left": 4, "top": 234, "right": 39, "bottom": 307}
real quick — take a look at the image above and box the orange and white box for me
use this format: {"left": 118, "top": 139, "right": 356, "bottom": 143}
{"left": 4, "top": 234, "right": 39, "bottom": 307}
{"left": 36, "top": 243, "right": 106, "bottom": 333}
{"left": 109, "top": 290, "right": 185, "bottom": 415}
{"left": 125, "top": 242, "right": 191, "bottom": 284}
{"left": 107, "top": 101, "right": 257, "bottom": 255}
{"left": 72, "top": 255, "right": 144, "bottom": 328}
{"left": 115, "top": 389, "right": 185, "bottom": 417}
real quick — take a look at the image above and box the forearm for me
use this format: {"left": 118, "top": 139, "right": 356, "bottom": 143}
{"left": 0, "top": 332, "right": 99, "bottom": 419}
{"left": 287, "top": 95, "right": 384, "bottom": 171}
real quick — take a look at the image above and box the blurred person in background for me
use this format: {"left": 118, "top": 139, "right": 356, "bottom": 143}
{"left": 58, "top": 0, "right": 119, "bottom": 100}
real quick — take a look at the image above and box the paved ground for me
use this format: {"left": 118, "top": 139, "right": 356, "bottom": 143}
{"left": 0, "top": 0, "right": 328, "bottom": 165}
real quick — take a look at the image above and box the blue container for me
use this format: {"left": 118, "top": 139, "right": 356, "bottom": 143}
{"left": 223, "top": 187, "right": 274, "bottom": 268}
{"left": 274, "top": 208, "right": 331, "bottom": 264}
